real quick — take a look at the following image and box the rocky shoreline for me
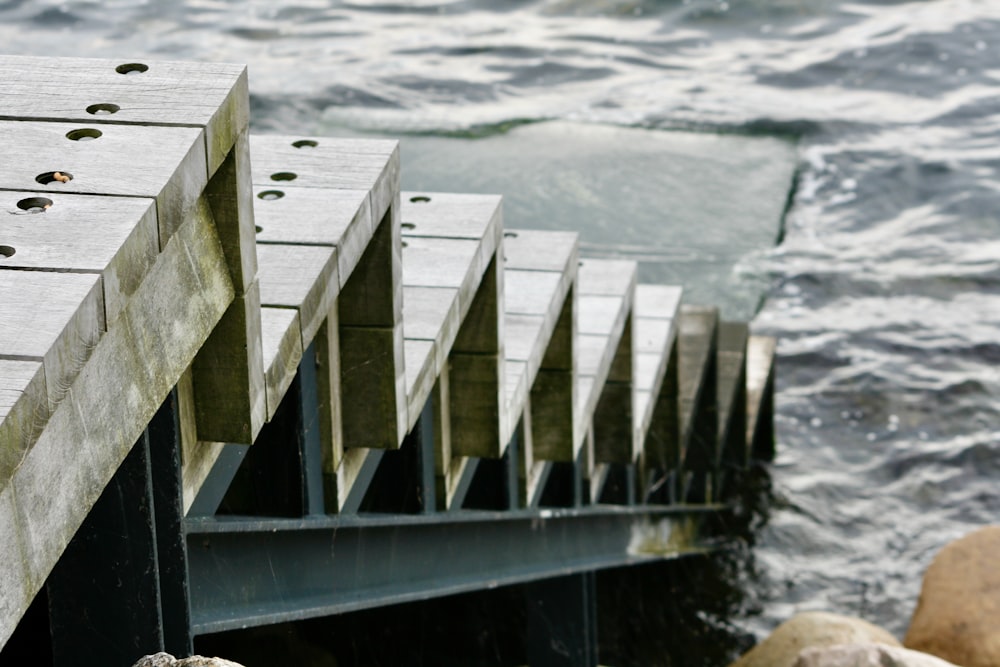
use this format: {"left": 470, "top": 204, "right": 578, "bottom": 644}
{"left": 728, "top": 526, "right": 1000, "bottom": 667}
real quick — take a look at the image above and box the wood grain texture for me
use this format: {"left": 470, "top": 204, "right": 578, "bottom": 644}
{"left": 315, "top": 314, "right": 345, "bottom": 477}
{"left": 449, "top": 352, "right": 504, "bottom": 459}
{"left": 253, "top": 185, "right": 373, "bottom": 283}
{"left": 339, "top": 204, "right": 402, "bottom": 328}
{"left": 340, "top": 324, "right": 407, "bottom": 449}
{"left": 450, "top": 258, "right": 505, "bottom": 456}
{"left": 746, "top": 335, "right": 776, "bottom": 462}
{"left": 0, "top": 192, "right": 233, "bottom": 650}
{"left": 0, "top": 191, "right": 158, "bottom": 324}
{"left": 0, "top": 56, "right": 248, "bottom": 173}
{"left": 502, "top": 229, "right": 579, "bottom": 273}
{"left": 0, "top": 361, "right": 46, "bottom": 488}
{"left": 257, "top": 243, "right": 339, "bottom": 351}
{"left": 403, "top": 339, "right": 436, "bottom": 427}
{"left": 260, "top": 307, "right": 304, "bottom": 422}
{"left": 635, "top": 284, "right": 683, "bottom": 320}
{"left": 0, "top": 120, "right": 207, "bottom": 248}
{"left": 0, "top": 270, "right": 104, "bottom": 414}
{"left": 191, "top": 277, "right": 266, "bottom": 445}
{"left": 401, "top": 192, "right": 503, "bottom": 246}
{"left": 677, "top": 305, "right": 719, "bottom": 501}
{"left": 527, "top": 295, "right": 576, "bottom": 463}
{"left": 249, "top": 134, "right": 399, "bottom": 229}
{"left": 206, "top": 130, "right": 257, "bottom": 294}
{"left": 573, "top": 259, "right": 637, "bottom": 460}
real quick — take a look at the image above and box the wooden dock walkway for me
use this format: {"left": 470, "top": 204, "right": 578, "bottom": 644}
{"left": 0, "top": 55, "right": 776, "bottom": 667}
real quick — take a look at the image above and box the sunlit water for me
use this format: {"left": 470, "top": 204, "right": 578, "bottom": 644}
{"left": 4, "top": 0, "right": 1000, "bottom": 657}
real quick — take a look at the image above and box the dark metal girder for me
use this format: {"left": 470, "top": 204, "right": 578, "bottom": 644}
{"left": 185, "top": 505, "right": 720, "bottom": 635}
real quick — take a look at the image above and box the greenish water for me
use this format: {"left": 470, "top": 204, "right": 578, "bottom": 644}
{"left": 339, "top": 120, "right": 797, "bottom": 319}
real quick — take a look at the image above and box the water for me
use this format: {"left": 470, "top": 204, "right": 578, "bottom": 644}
{"left": 4, "top": 0, "right": 1000, "bottom": 656}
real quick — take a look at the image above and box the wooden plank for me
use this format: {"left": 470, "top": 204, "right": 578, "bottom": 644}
{"left": 576, "top": 258, "right": 637, "bottom": 297}
{"left": 746, "top": 335, "right": 777, "bottom": 463}
{"left": 678, "top": 305, "right": 719, "bottom": 503}
{"left": 0, "top": 55, "right": 248, "bottom": 173}
{"left": 0, "top": 270, "right": 104, "bottom": 414}
{"left": 315, "top": 311, "right": 345, "bottom": 478}
{"left": 340, "top": 325, "right": 407, "bottom": 449}
{"left": 339, "top": 201, "right": 402, "bottom": 328}
{"left": 717, "top": 322, "right": 748, "bottom": 473}
{"left": 403, "top": 237, "right": 485, "bottom": 291}
{"left": 573, "top": 260, "right": 636, "bottom": 466}
{"left": 635, "top": 285, "right": 683, "bottom": 320}
{"left": 527, "top": 294, "right": 576, "bottom": 464}
{"left": 593, "top": 315, "right": 635, "bottom": 466}
{"left": 0, "top": 361, "right": 46, "bottom": 487}
{"left": 257, "top": 243, "right": 339, "bottom": 351}
{"left": 504, "top": 271, "right": 565, "bottom": 319}
{"left": 205, "top": 130, "right": 258, "bottom": 295}
{"left": 0, "top": 120, "right": 207, "bottom": 248}
{"left": 260, "top": 308, "right": 304, "bottom": 422}
{"left": 403, "top": 286, "right": 461, "bottom": 348}
{"left": 0, "top": 195, "right": 233, "bottom": 650}
{"left": 190, "top": 190, "right": 266, "bottom": 444}
{"left": 503, "top": 229, "right": 579, "bottom": 273}
{"left": 249, "top": 135, "right": 399, "bottom": 229}
{"left": 633, "top": 285, "right": 682, "bottom": 482}
{"left": 253, "top": 185, "right": 372, "bottom": 283}
{"left": 403, "top": 339, "right": 436, "bottom": 428}
{"left": 503, "top": 229, "right": 579, "bottom": 448}
{"left": 401, "top": 192, "right": 502, "bottom": 245}
{"left": 0, "top": 191, "right": 158, "bottom": 323}
{"left": 450, "top": 258, "right": 505, "bottom": 458}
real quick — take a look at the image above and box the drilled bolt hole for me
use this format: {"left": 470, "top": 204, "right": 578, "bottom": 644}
{"left": 86, "top": 103, "right": 120, "bottom": 115}
{"left": 0, "top": 246, "right": 15, "bottom": 258}
{"left": 270, "top": 172, "right": 297, "bottom": 182}
{"left": 401, "top": 222, "right": 416, "bottom": 230}
{"left": 116, "top": 63, "right": 148, "bottom": 75}
{"left": 292, "top": 139, "right": 318, "bottom": 148}
{"left": 17, "top": 197, "right": 53, "bottom": 213}
{"left": 36, "top": 171, "right": 73, "bottom": 185}
{"left": 409, "top": 196, "right": 431, "bottom": 203}
{"left": 257, "top": 190, "right": 285, "bottom": 201}
{"left": 66, "top": 128, "right": 102, "bottom": 142}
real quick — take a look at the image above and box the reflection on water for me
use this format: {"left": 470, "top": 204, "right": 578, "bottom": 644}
{"left": 3, "top": 0, "right": 1000, "bottom": 650}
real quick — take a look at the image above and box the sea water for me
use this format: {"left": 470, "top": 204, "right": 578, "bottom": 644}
{"left": 3, "top": 0, "right": 1000, "bottom": 653}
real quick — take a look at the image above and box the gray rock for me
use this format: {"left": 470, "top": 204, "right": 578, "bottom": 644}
{"left": 794, "top": 643, "right": 960, "bottom": 667}
{"left": 131, "top": 654, "right": 246, "bottom": 667}
{"left": 728, "top": 612, "right": 900, "bottom": 667}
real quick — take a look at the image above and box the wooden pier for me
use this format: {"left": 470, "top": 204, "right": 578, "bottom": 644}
{"left": 0, "top": 55, "right": 776, "bottom": 667}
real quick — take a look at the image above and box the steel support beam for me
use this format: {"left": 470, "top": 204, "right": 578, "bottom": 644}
{"left": 185, "top": 506, "right": 717, "bottom": 635}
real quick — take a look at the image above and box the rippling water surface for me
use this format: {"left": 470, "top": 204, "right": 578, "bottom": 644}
{"left": 4, "top": 0, "right": 1000, "bottom": 657}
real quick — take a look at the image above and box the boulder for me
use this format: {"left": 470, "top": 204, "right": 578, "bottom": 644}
{"left": 728, "top": 612, "right": 900, "bottom": 667}
{"left": 904, "top": 524, "right": 1000, "bottom": 667}
{"left": 132, "top": 654, "right": 245, "bottom": 667}
{"left": 794, "top": 643, "right": 959, "bottom": 667}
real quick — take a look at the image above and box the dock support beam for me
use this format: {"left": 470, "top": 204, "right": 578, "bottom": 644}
{"left": 526, "top": 572, "right": 598, "bottom": 667}
{"left": 47, "top": 392, "right": 192, "bottom": 667}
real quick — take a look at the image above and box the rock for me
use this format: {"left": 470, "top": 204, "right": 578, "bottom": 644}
{"left": 133, "top": 654, "right": 178, "bottom": 667}
{"left": 728, "top": 612, "right": 900, "bottom": 667}
{"left": 904, "top": 524, "right": 1000, "bottom": 667}
{"left": 131, "top": 655, "right": 246, "bottom": 667}
{"left": 794, "top": 643, "right": 960, "bottom": 667}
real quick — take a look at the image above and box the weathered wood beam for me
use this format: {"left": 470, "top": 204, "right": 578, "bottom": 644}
{"left": 0, "top": 201, "right": 233, "bottom": 650}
